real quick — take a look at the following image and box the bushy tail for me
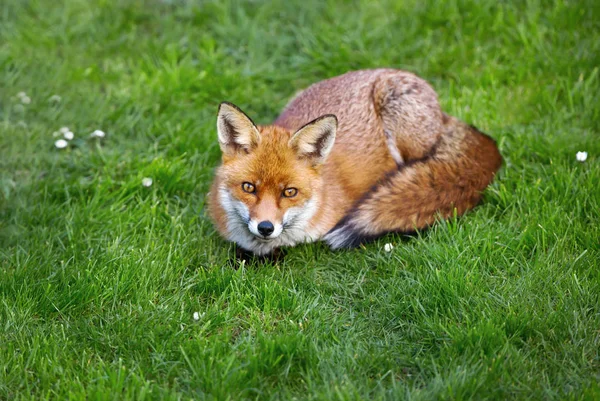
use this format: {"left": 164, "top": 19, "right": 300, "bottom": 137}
{"left": 324, "top": 120, "right": 502, "bottom": 249}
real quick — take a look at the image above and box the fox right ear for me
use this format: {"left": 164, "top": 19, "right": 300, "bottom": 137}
{"left": 217, "top": 102, "right": 261, "bottom": 155}
{"left": 289, "top": 115, "right": 337, "bottom": 165}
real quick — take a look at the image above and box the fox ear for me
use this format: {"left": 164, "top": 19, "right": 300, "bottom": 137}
{"left": 288, "top": 115, "right": 337, "bottom": 165}
{"left": 217, "top": 102, "right": 261, "bottom": 155}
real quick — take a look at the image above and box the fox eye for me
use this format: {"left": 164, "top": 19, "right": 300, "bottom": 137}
{"left": 242, "top": 182, "right": 255, "bottom": 193}
{"left": 283, "top": 188, "right": 298, "bottom": 198}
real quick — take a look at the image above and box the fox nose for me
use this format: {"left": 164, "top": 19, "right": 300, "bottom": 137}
{"left": 257, "top": 221, "right": 274, "bottom": 236}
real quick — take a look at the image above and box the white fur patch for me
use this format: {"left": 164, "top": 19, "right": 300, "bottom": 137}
{"left": 296, "top": 142, "right": 316, "bottom": 155}
{"left": 281, "top": 197, "right": 321, "bottom": 243}
{"left": 384, "top": 129, "right": 404, "bottom": 165}
{"left": 323, "top": 225, "right": 355, "bottom": 250}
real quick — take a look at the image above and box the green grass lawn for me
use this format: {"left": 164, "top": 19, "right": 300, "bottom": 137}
{"left": 1, "top": 0, "right": 599, "bottom": 399}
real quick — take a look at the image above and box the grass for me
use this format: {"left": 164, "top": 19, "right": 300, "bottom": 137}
{"left": 1, "top": 0, "right": 599, "bottom": 399}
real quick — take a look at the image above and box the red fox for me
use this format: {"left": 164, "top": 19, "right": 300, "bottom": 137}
{"left": 207, "top": 69, "right": 502, "bottom": 255}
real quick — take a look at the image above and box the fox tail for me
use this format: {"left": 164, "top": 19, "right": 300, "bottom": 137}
{"left": 324, "top": 119, "right": 502, "bottom": 249}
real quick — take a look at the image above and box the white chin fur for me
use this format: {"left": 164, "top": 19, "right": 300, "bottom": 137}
{"left": 218, "top": 187, "right": 321, "bottom": 255}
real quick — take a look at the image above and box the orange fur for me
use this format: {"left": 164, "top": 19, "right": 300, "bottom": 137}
{"left": 208, "top": 69, "right": 502, "bottom": 253}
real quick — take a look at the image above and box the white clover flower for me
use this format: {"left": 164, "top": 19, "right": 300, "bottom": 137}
{"left": 193, "top": 312, "right": 200, "bottom": 321}
{"left": 63, "top": 131, "right": 74, "bottom": 140}
{"left": 49, "top": 95, "right": 62, "bottom": 103}
{"left": 576, "top": 151, "right": 588, "bottom": 162}
{"left": 142, "top": 177, "right": 153, "bottom": 187}
{"left": 17, "top": 91, "right": 27, "bottom": 99}
{"left": 55, "top": 139, "right": 68, "bottom": 149}
{"left": 90, "top": 129, "right": 105, "bottom": 138}
{"left": 59, "top": 127, "right": 70, "bottom": 134}
{"left": 384, "top": 243, "right": 394, "bottom": 252}
{"left": 20, "top": 96, "right": 31, "bottom": 104}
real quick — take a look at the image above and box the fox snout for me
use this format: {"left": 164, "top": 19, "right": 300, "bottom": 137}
{"left": 257, "top": 221, "right": 274, "bottom": 236}
{"left": 248, "top": 218, "right": 283, "bottom": 239}
{"left": 247, "top": 197, "right": 284, "bottom": 239}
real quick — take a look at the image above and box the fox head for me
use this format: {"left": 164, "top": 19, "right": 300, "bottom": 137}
{"left": 213, "top": 102, "right": 337, "bottom": 254}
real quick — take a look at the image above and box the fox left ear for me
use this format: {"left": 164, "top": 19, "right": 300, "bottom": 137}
{"left": 217, "top": 102, "right": 261, "bottom": 155}
{"left": 288, "top": 115, "right": 337, "bottom": 165}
